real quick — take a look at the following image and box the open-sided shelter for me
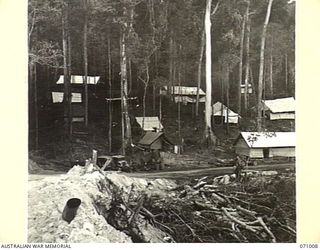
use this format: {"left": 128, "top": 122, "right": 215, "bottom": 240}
{"left": 263, "top": 97, "right": 295, "bottom": 120}
{"left": 234, "top": 132, "right": 295, "bottom": 158}
{"left": 212, "top": 102, "right": 240, "bottom": 124}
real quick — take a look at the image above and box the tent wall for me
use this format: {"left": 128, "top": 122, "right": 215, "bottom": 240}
{"left": 270, "top": 147, "right": 295, "bottom": 157}
{"left": 270, "top": 112, "right": 295, "bottom": 120}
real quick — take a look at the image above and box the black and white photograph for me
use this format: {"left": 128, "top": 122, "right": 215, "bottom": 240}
{"left": 26, "top": 0, "right": 297, "bottom": 243}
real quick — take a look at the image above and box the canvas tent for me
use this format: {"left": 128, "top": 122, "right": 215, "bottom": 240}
{"left": 234, "top": 132, "right": 295, "bottom": 158}
{"left": 212, "top": 102, "right": 240, "bottom": 124}
{"left": 263, "top": 97, "right": 295, "bottom": 120}
{"left": 56, "top": 75, "right": 100, "bottom": 85}
{"left": 135, "top": 117, "right": 163, "bottom": 131}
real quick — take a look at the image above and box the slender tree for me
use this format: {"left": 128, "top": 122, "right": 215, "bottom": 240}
{"left": 83, "top": 0, "right": 89, "bottom": 127}
{"left": 269, "top": 34, "right": 273, "bottom": 98}
{"left": 62, "top": 0, "right": 71, "bottom": 139}
{"left": 243, "top": 0, "right": 250, "bottom": 115}
{"left": 196, "top": 29, "right": 205, "bottom": 117}
{"left": 203, "top": 0, "right": 217, "bottom": 146}
{"left": 238, "top": 12, "right": 245, "bottom": 115}
{"left": 108, "top": 35, "right": 112, "bottom": 153}
{"left": 257, "top": 0, "right": 274, "bottom": 131}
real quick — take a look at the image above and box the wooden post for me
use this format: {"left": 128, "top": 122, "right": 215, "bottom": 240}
{"left": 92, "top": 150, "right": 97, "bottom": 165}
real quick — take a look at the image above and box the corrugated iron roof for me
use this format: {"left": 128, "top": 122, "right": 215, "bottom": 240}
{"left": 263, "top": 97, "right": 295, "bottom": 113}
{"left": 52, "top": 92, "right": 82, "bottom": 103}
{"left": 136, "top": 117, "right": 163, "bottom": 131}
{"left": 138, "top": 132, "right": 164, "bottom": 145}
{"left": 162, "top": 86, "right": 205, "bottom": 96}
{"left": 240, "top": 132, "right": 295, "bottom": 148}
{"left": 56, "top": 75, "right": 100, "bottom": 85}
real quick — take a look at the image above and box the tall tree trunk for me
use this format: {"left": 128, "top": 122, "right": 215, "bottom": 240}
{"left": 285, "top": 53, "right": 288, "bottom": 93}
{"left": 34, "top": 64, "right": 39, "bottom": 149}
{"left": 257, "top": 0, "right": 274, "bottom": 132}
{"left": 263, "top": 62, "right": 267, "bottom": 123}
{"left": 178, "top": 45, "right": 182, "bottom": 145}
{"left": 153, "top": 53, "right": 157, "bottom": 115}
{"left": 83, "top": 0, "right": 88, "bottom": 127}
{"left": 128, "top": 59, "right": 132, "bottom": 95}
{"left": 172, "top": 39, "right": 176, "bottom": 101}
{"left": 120, "top": 33, "right": 126, "bottom": 155}
{"left": 62, "top": 1, "right": 70, "bottom": 139}
{"left": 143, "top": 85, "right": 147, "bottom": 129}
{"left": 238, "top": 15, "right": 245, "bottom": 115}
{"left": 196, "top": 29, "right": 205, "bottom": 117}
{"left": 140, "top": 61, "right": 150, "bottom": 130}
{"left": 155, "top": 50, "right": 159, "bottom": 116}
{"left": 108, "top": 35, "right": 112, "bottom": 153}
{"left": 204, "top": 0, "right": 216, "bottom": 146}
{"left": 243, "top": 1, "right": 250, "bottom": 116}
{"left": 67, "top": 29, "right": 72, "bottom": 137}
{"left": 225, "top": 66, "right": 230, "bottom": 135}
{"left": 120, "top": 28, "right": 131, "bottom": 154}
{"left": 169, "top": 34, "right": 174, "bottom": 97}
{"left": 269, "top": 35, "right": 273, "bottom": 98}
{"left": 220, "top": 65, "right": 224, "bottom": 126}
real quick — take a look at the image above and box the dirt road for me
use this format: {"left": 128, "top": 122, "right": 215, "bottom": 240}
{"left": 124, "top": 163, "right": 295, "bottom": 181}
{"left": 28, "top": 163, "right": 294, "bottom": 183}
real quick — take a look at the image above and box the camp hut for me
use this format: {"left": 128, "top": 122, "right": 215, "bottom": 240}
{"left": 138, "top": 131, "right": 173, "bottom": 150}
{"left": 234, "top": 132, "right": 295, "bottom": 159}
{"left": 51, "top": 92, "right": 84, "bottom": 122}
{"left": 212, "top": 102, "right": 240, "bottom": 124}
{"left": 135, "top": 117, "right": 163, "bottom": 132}
{"left": 160, "top": 86, "right": 206, "bottom": 104}
{"left": 262, "top": 97, "right": 295, "bottom": 120}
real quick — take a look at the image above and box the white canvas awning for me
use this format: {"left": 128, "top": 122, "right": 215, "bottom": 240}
{"left": 51, "top": 92, "right": 82, "bottom": 103}
{"left": 56, "top": 75, "right": 100, "bottom": 85}
{"left": 212, "top": 102, "right": 240, "bottom": 124}
{"left": 240, "top": 132, "right": 296, "bottom": 148}
{"left": 136, "top": 117, "right": 163, "bottom": 131}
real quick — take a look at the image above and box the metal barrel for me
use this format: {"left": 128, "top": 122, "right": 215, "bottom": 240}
{"left": 62, "top": 198, "right": 81, "bottom": 223}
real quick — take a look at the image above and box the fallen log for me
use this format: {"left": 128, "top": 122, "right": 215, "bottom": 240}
{"left": 221, "top": 207, "right": 260, "bottom": 233}
{"left": 257, "top": 217, "right": 276, "bottom": 243}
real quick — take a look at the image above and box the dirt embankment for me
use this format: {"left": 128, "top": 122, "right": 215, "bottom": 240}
{"left": 28, "top": 164, "right": 176, "bottom": 243}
